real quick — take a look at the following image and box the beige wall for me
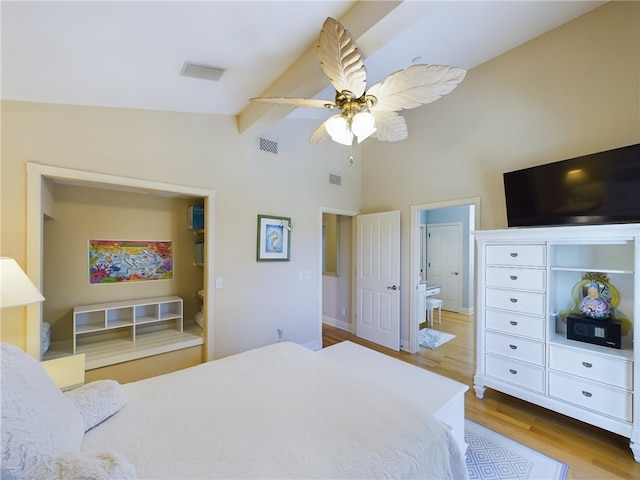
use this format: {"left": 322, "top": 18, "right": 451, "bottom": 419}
{"left": 1, "top": 2, "right": 638, "bottom": 365}
{"left": 361, "top": 1, "right": 640, "bottom": 343}
{"left": 322, "top": 213, "right": 338, "bottom": 275}
{"left": 1, "top": 102, "right": 362, "bottom": 360}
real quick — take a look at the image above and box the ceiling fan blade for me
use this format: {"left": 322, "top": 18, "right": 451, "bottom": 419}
{"left": 368, "top": 65, "right": 466, "bottom": 112}
{"left": 249, "top": 97, "right": 335, "bottom": 109}
{"left": 371, "top": 111, "right": 408, "bottom": 142}
{"left": 309, "top": 119, "right": 330, "bottom": 144}
{"left": 317, "top": 17, "right": 367, "bottom": 98}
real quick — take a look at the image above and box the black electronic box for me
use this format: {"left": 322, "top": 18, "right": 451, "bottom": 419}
{"left": 566, "top": 313, "right": 621, "bottom": 349}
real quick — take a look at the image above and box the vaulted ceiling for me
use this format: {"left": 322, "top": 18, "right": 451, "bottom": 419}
{"left": 1, "top": 1, "right": 606, "bottom": 138}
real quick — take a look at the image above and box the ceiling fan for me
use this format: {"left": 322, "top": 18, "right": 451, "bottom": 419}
{"left": 250, "top": 17, "right": 466, "bottom": 150}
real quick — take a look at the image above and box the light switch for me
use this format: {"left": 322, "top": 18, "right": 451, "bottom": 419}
{"left": 215, "top": 277, "right": 223, "bottom": 289}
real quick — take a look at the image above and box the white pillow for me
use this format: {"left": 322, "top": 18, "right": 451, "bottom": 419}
{"left": 1, "top": 343, "right": 84, "bottom": 479}
{"left": 65, "top": 380, "right": 127, "bottom": 432}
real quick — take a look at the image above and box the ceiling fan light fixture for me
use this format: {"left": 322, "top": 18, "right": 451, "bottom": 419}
{"left": 249, "top": 17, "right": 466, "bottom": 155}
{"left": 326, "top": 115, "right": 353, "bottom": 146}
{"left": 356, "top": 127, "right": 376, "bottom": 144}
{"left": 352, "top": 111, "right": 376, "bottom": 143}
{"left": 330, "top": 129, "right": 354, "bottom": 146}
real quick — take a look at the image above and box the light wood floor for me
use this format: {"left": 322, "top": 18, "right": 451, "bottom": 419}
{"left": 323, "top": 312, "right": 640, "bottom": 479}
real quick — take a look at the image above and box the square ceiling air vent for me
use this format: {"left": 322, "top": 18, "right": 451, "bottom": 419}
{"left": 258, "top": 137, "right": 278, "bottom": 155}
{"left": 180, "top": 62, "right": 226, "bottom": 82}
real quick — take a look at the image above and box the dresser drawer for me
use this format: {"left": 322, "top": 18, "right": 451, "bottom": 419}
{"left": 486, "top": 309, "right": 545, "bottom": 340}
{"left": 486, "top": 244, "right": 546, "bottom": 267}
{"left": 486, "top": 288, "right": 545, "bottom": 315}
{"left": 549, "top": 345, "right": 633, "bottom": 390}
{"left": 485, "top": 266, "right": 545, "bottom": 291}
{"left": 485, "top": 354, "right": 545, "bottom": 393}
{"left": 486, "top": 332, "right": 545, "bottom": 366}
{"left": 548, "top": 372, "right": 632, "bottom": 422}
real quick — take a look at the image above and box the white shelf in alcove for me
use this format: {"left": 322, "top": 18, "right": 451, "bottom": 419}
{"left": 550, "top": 266, "right": 634, "bottom": 274}
{"left": 71, "top": 296, "right": 202, "bottom": 369}
{"left": 80, "top": 324, "right": 203, "bottom": 370}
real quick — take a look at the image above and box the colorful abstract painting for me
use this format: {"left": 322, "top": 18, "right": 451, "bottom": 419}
{"left": 89, "top": 240, "right": 173, "bottom": 284}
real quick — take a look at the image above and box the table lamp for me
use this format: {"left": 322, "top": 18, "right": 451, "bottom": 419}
{"left": 0, "top": 257, "right": 45, "bottom": 309}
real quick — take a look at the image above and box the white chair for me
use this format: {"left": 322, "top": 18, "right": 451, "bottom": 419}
{"left": 425, "top": 297, "right": 443, "bottom": 326}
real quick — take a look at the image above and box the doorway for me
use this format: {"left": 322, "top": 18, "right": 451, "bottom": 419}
{"left": 26, "top": 162, "right": 215, "bottom": 361}
{"left": 319, "top": 208, "right": 357, "bottom": 343}
{"left": 409, "top": 197, "right": 480, "bottom": 353}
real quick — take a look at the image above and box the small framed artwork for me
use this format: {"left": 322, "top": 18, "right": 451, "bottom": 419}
{"left": 257, "top": 214, "right": 291, "bottom": 261}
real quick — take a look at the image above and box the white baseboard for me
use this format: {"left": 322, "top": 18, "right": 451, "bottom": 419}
{"left": 322, "top": 315, "right": 352, "bottom": 332}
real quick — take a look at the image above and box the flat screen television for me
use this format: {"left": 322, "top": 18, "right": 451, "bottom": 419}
{"left": 503, "top": 143, "right": 640, "bottom": 228}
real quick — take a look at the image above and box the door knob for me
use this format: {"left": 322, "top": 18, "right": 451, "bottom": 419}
{"left": 387, "top": 285, "right": 398, "bottom": 290}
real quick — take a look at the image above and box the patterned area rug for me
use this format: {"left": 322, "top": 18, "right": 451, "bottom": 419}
{"left": 465, "top": 420, "right": 568, "bottom": 480}
{"left": 418, "top": 327, "right": 455, "bottom": 349}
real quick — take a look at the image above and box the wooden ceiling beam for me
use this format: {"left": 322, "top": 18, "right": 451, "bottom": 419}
{"left": 235, "top": 1, "right": 406, "bottom": 138}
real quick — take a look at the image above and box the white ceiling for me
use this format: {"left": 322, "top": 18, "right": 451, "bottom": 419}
{"left": 2, "top": 1, "right": 606, "bottom": 122}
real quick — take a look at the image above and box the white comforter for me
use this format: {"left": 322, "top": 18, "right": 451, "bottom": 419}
{"left": 81, "top": 342, "right": 468, "bottom": 479}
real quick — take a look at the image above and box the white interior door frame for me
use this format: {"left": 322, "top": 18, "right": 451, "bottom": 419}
{"left": 419, "top": 225, "right": 427, "bottom": 281}
{"left": 26, "top": 162, "right": 216, "bottom": 361}
{"left": 409, "top": 197, "right": 480, "bottom": 353}
{"left": 318, "top": 207, "right": 358, "bottom": 342}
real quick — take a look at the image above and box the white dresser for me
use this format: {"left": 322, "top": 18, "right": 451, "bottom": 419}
{"left": 473, "top": 224, "right": 640, "bottom": 462}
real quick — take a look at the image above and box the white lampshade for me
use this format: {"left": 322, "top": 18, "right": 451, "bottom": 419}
{"left": 325, "top": 115, "right": 353, "bottom": 146}
{"left": 352, "top": 111, "right": 376, "bottom": 143}
{"left": 0, "top": 257, "right": 45, "bottom": 309}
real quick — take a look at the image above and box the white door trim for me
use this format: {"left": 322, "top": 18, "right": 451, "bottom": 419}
{"left": 409, "top": 197, "right": 480, "bottom": 354}
{"left": 318, "top": 207, "right": 358, "bottom": 343}
{"left": 26, "top": 162, "right": 216, "bottom": 361}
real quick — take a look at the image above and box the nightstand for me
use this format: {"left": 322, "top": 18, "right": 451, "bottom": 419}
{"left": 41, "top": 353, "right": 85, "bottom": 391}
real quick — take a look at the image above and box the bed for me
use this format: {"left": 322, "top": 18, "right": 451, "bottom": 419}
{"left": 1, "top": 341, "right": 469, "bottom": 479}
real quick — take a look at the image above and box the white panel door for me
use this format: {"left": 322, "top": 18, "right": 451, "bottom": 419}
{"left": 426, "top": 223, "right": 462, "bottom": 313}
{"left": 356, "top": 211, "right": 401, "bottom": 350}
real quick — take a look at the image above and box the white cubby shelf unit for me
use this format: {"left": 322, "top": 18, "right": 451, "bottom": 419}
{"left": 73, "top": 296, "right": 202, "bottom": 370}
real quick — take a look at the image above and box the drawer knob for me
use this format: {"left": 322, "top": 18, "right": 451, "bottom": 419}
{"left": 510, "top": 253, "right": 518, "bottom": 257}
{"left": 510, "top": 298, "right": 518, "bottom": 303}
{"left": 509, "top": 344, "right": 518, "bottom": 350}
{"left": 509, "top": 369, "right": 517, "bottom": 375}
{"left": 582, "top": 391, "right": 592, "bottom": 398}
{"left": 582, "top": 362, "right": 593, "bottom": 368}
{"left": 509, "top": 321, "right": 518, "bottom": 326}
{"left": 509, "top": 275, "right": 518, "bottom": 280}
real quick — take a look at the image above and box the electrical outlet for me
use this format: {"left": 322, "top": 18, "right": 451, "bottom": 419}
{"left": 340, "top": 307, "right": 346, "bottom": 316}
{"left": 276, "top": 328, "right": 284, "bottom": 342}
